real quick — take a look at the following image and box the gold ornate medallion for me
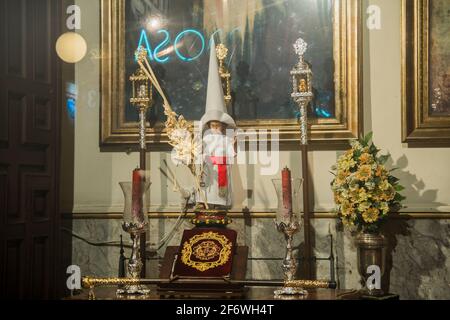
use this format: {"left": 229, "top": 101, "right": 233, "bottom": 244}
{"left": 181, "top": 231, "right": 232, "bottom": 272}
{"left": 192, "top": 240, "right": 221, "bottom": 261}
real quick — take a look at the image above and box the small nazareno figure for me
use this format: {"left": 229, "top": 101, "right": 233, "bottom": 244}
{"left": 196, "top": 39, "right": 236, "bottom": 211}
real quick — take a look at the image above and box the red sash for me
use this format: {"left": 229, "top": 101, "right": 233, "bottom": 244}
{"left": 209, "top": 156, "right": 227, "bottom": 188}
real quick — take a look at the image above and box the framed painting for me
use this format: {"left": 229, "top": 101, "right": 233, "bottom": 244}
{"left": 100, "top": 0, "right": 362, "bottom": 147}
{"left": 402, "top": 0, "right": 450, "bottom": 146}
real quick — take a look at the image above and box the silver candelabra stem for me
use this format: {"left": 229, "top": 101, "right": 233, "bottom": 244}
{"left": 139, "top": 108, "right": 147, "bottom": 150}
{"left": 297, "top": 100, "right": 308, "bottom": 145}
{"left": 116, "top": 221, "right": 150, "bottom": 296}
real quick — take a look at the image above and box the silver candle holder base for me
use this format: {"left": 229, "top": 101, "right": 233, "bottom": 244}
{"left": 274, "top": 286, "right": 308, "bottom": 296}
{"left": 116, "top": 221, "right": 150, "bottom": 296}
{"left": 274, "top": 217, "right": 307, "bottom": 297}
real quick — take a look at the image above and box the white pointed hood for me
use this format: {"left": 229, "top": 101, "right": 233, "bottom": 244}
{"left": 200, "top": 39, "right": 236, "bottom": 131}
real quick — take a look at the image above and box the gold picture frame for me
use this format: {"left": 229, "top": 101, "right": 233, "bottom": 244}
{"left": 100, "top": 0, "right": 362, "bottom": 148}
{"left": 402, "top": 0, "right": 450, "bottom": 146}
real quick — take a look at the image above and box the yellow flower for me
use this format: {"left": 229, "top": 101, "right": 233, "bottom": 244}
{"left": 359, "top": 153, "right": 372, "bottom": 164}
{"left": 349, "top": 187, "right": 359, "bottom": 201}
{"left": 372, "top": 195, "right": 381, "bottom": 202}
{"left": 345, "top": 149, "right": 354, "bottom": 160}
{"left": 379, "top": 179, "right": 390, "bottom": 191}
{"left": 341, "top": 201, "right": 354, "bottom": 217}
{"left": 382, "top": 186, "right": 396, "bottom": 201}
{"left": 355, "top": 164, "right": 372, "bottom": 181}
{"left": 376, "top": 165, "right": 386, "bottom": 177}
{"left": 358, "top": 201, "right": 370, "bottom": 212}
{"left": 335, "top": 170, "right": 349, "bottom": 186}
{"left": 334, "top": 193, "right": 343, "bottom": 204}
{"left": 338, "top": 159, "right": 356, "bottom": 171}
{"left": 358, "top": 188, "right": 369, "bottom": 202}
{"left": 362, "top": 207, "right": 379, "bottom": 223}
{"left": 338, "top": 170, "right": 349, "bottom": 180}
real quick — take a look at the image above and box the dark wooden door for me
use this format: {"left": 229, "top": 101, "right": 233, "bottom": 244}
{"left": 0, "top": 0, "right": 61, "bottom": 299}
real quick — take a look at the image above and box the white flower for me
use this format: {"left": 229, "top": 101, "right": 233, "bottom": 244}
{"left": 350, "top": 140, "right": 362, "bottom": 150}
{"left": 380, "top": 202, "right": 389, "bottom": 214}
{"left": 365, "top": 181, "right": 375, "bottom": 190}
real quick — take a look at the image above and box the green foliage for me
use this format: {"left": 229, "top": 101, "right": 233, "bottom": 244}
{"left": 378, "top": 154, "right": 390, "bottom": 165}
{"left": 361, "top": 131, "right": 373, "bottom": 146}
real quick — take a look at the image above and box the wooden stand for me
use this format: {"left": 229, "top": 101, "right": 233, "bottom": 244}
{"left": 157, "top": 246, "right": 248, "bottom": 298}
{"left": 140, "top": 149, "right": 146, "bottom": 278}
{"left": 301, "top": 144, "right": 312, "bottom": 278}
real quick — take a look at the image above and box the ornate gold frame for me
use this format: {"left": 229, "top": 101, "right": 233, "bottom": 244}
{"left": 402, "top": 0, "right": 450, "bottom": 146}
{"left": 100, "top": 0, "right": 362, "bottom": 147}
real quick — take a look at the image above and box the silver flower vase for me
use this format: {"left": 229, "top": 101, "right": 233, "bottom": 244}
{"left": 355, "top": 232, "right": 387, "bottom": 296}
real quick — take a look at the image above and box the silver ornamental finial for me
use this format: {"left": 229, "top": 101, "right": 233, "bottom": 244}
{"left": 293, "top": 38, "right": 307, "bottom": 57}
{"left": 135, "top": 46, "right": 147, "bottom": 63}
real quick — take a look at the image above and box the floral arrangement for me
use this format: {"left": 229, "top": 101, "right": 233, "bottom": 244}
{"left": 331, "top": 133, "right": 405, "bottom": 233}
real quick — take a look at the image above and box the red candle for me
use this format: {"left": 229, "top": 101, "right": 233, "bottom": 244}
{"left": 132, "top": 168, "right": 145, "bottom": 222}
{"left": 282, "top": 167, "right": 293, "bottom": 219}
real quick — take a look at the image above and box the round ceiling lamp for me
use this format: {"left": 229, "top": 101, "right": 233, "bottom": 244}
{"left": 55, "top": 32, "right": 87, "bottom": 63}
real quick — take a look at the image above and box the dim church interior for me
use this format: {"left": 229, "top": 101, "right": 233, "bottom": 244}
{"left": 0, "top": 0, "right": 449, "bottom": 301}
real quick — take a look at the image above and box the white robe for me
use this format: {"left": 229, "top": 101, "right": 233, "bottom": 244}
{"left": 197, "top": 132, "right": 235, "bottom": 208}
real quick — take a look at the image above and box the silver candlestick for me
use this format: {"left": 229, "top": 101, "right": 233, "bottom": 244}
{"left": 116, "top": 220, "right": 150, "bottom": 295}
{"left": 274, "top": 216, "right": 307, "bottom": 296}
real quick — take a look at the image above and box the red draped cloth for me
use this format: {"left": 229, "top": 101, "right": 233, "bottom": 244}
{"left": 209, "top": 156, "right": 228, "bottom": 191}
